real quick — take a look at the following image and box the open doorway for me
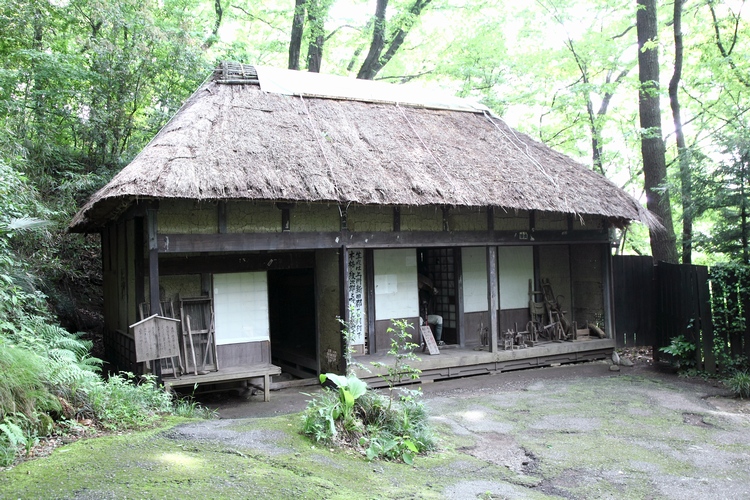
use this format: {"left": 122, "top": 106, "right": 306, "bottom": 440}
{"left": 267, "top": 268, "right": 317, "bottom": 378}
{"left": 417, "top": 247, "right": 458, "bottom": 345}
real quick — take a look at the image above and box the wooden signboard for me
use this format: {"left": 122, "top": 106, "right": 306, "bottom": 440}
{"left": 420, "top": 325, "right": 440, "bottom": 356}
{"left": 131, "top": 315, "right": 181, "bottom": 362}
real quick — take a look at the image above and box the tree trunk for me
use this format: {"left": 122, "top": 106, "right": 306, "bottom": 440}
{"left": 669, "top": 0, "right": 692, "bottom": 264}
{"left": 357, "top": 0, "right": 432, "bottom": 80}
{"left": 637, "top": 0, "right": 679, "bottom": 264}
{"left": 357, "top": 0, "right": 388, "bottom": 80}
{"left": 288, "top": 0, "right": 306, "bottom": 70}
{"left": 306, "top": 0, "right": 327, "bottom": 73}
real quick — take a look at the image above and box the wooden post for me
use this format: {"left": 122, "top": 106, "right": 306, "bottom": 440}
{"left": 393, "top": 206, "right": 401, "bottom": 232}
{"left": 134, "top": 217, "right": 145, "bottom": 315}
{"left": 365, "top": 248, "right": 376, "bottom": 354}
{"left": 146, "top": 205, "right": 161, "bottom": 379}
{"left": 146, "top": 207, "right": 160, "bottom": 320}
{"left": 487, "top": 246, "right": 499, "bottom": 353}
{"left": 456, "top": 248, "right": 465, "bottom": 347}
{"left": 602, "top": 243, "right": 615, "bottom": 340}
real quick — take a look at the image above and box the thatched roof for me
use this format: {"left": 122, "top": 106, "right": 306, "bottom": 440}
{"left": 70, "top": 62, "right": 659, "bottom": 232}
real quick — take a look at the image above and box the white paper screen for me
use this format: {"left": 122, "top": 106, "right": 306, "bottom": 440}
{"left": 462, "top": 247, "right": 488, "bottom": 313}
{"left": 498, "top": 246, "right": 534, "bottom": 310}
{"left": 373, "top": 249, "right": 419, "bottom": 320}
{"left": 213, "top": 272, "right": 270, "bottom": 345}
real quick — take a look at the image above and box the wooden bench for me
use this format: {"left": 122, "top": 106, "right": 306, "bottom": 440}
{"left": 162, "top": 364, "right": 281, "bottom": 401}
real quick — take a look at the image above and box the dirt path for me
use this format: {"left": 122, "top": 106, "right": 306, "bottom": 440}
{"left": 2, "top": 361, "right": 749, "bottom": 499}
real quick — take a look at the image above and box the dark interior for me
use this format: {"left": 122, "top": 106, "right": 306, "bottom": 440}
{"left": 267, "top": 268, "right": 317, "bottom": 378}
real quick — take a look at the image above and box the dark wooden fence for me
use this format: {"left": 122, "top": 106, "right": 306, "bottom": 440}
{"left": 612, "top": 256, "right": 716, "bottom": 372}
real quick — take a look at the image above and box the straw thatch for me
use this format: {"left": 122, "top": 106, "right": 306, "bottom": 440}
{"left": 70, "top": 63, "right": 659, "bottom": 232}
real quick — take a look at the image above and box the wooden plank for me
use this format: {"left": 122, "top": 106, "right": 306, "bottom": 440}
{"left": 157, "top": 229, "right": 610, "bottom": 254}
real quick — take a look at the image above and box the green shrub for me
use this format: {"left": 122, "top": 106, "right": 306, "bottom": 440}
{"left": 302, "top": 319, "right": 434, "bottom": 464}
{"left": 725, "top": 371, "right": 750, "bottom": 399}
{"left": 0, "top": 339, "right": 60, "bottom": 421}
{"left": 86, "top": 373, "right": 173, "bottom": 430}
{"left": 659, "top": 334, "right": 696, "bottom": 370}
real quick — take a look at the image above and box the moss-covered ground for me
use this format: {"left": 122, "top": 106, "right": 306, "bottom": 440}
{"left": 1, "top": 364, "right": 749, "bottom": 499}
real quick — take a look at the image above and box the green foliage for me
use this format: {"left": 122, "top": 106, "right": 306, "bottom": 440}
{"left": 303, "top": 318, "right": 433, "bottom": 464}
{"left": 0, "top": 338, "right": 60, "bottom": 422}
{"left": 371, "top": 319, "right": 422, "bottom": 407}
{"left": 659, "top": 334, "right": 696, "bottom": 370}
{"left": 86, "top": 373, "right": 173, "bottom": 431}
{"left": 724, "top": 371, "right": 750, "bottom": 399}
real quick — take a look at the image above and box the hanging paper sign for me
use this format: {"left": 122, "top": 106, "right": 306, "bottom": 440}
{"left": 347, "top": 249, "right": 366, "bottom": 345}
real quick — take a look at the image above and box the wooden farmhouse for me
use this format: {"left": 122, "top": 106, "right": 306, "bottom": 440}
{"left": 70, "top": 62, "right": 659, "bottom": 394}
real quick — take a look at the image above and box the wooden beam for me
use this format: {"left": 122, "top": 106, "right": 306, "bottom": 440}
{"left": 487, "top": 206, "right": 495, "bottom": 232}
{"left": 393, "top": 207, "right": 401, "bottom": 232}
{"left": 442, "top": 206, "right": 450, "bottom": 231}
{"left": 486, "top": 246, "right": 499, "bottom": 353}
{"left": 158, "top": 229, "right": 609, "bottom": 253}
{"left": 158, "top": 252, "right": 316, "bottom": 276}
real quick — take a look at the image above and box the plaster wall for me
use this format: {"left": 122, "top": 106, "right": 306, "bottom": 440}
{"left": 159, "top": 200, "right": 218, "bottom": 234}
{"left": 400, "top": 206, "right": 443, "bottom": 231}
{"left": 462, "top": 246, "right": 488, "bottom": 313}
{"left": 498, "top": 246, "right": 534, "bottom": 310}
{"left": 373, "top": 248, "right": 419, "bottom": 320}
{"left": 226, "top": 201, "right": 279, "bottom": 233}
{"left": 448, "top": 207, "right": 487, "bottom": 231}
{"left": 159, "top": 275, "right": 202, "bottom": 303}
{"left": 292, "top": 203, "right": 340, "bottom": 232}
{"left": 347, "top": 205, "right": 393, "bottom": 232}
{"left": 573, "top": 214, "right": 605, "bottom": 231}
{"left": 536, "top": 211, "right": 568, "bottom": 231}
{"left": 494, "top": 209, "right": 530, "bottom": 230}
